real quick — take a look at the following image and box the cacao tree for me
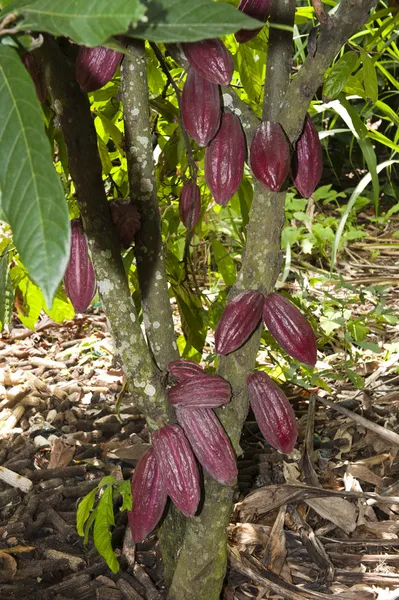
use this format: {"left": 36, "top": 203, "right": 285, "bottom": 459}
{"left": 0, "top": 0, "right": 394, "bottom": 598}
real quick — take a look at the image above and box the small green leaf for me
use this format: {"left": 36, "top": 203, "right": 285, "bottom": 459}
{"left": 76, "top": 487, "right": 98, "bottom": 536}
{"left": 1, "top": 0, "right": 147, "bottom": 46}
{"left": 346, "top": 369, "right": 364, "bottom": 390}
{"left": 130, "top": 0, "right": 263, "bottom": 43}
{"left": 361, "top": 53, "right": 378, "bottom": 103}
{"left": 323, "top": 51, "right": 359, "bottom": 100}
{"left": 117, "top": 480, "right": 133, "bottom": 512}
{"left": 211, "top": 239, "right": 236, "bottom": 287}
{"left": 93, "top": 486, "right": 119, "bottom": 574}
{"left": 0, "top": 246, "right": 13, "bottom": 331}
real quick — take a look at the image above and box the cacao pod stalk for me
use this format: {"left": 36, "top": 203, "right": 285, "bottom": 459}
{"left": 215, "top": 290, "right": 265, "bottom": 355}
{"left": 263, "top": 293, "right": 317, "bottom": 366}
{"left": 176, "top": 407, "right": 237, "bottom": 486}
{"left": 64, "top": 219, "right": 97, "bottom": 313}
{"left": 179, "top": 182, "right": 201, "bottom": 230}
{"left": 247, "top": 371, "right": 297, "bottom": 453}
{"left": 109, "top": 199, "right": 141, "bottom": 249}
{"left": 181, "top": 67, "right": 221, "bottom": 147}
{"left": 181, "top": 39, "right": 234, "bottom": 85}
{"left": 168, "top": 374, "right": 231, "bottom": 408}
{"left": 235, "top": 0, "right": 272, "bottom": 44}
{"left": 129, "top": 447, "right": 168, "bottom": 543}
{"left": 75, "top": 46, "right": 124, "bottom": 93}
{"left": 168, "top": 359, "right": 205, "bottom": 383}
{"left": 250, "top": 121, "right": 290, "bottom": 192}
{"left": 205, "top": 112, "right": 246, "bottom": 206}
{"left": 152, "top": 424, "right": 200, "bottom": 517}
{"left": 292, "top": 114, "right": 323, "bottom": 198}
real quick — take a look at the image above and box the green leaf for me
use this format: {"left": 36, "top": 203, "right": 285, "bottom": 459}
{"left": 236, "top": 43, "right": 262, "bottom": 102}
{"left": 84, "top": 506, "right": 97, "bottom": 545}
{"left": 130, "top": 0, "right": 263, "bottom": 43}
{"left": 93, "top": 486, "right": 119, "bottom": 574}
{"left": 174, "top": 290, "right": 206, "bottom": 353}
{"left": 1, "top": 0, "right": 147, "bottom": 46}
{"left": 323, "top": 51, "right": 359, "bottom": 100}
{"left": 0, "top": 247, "right": 13, "bottom": 331}
{"left": 76, "top": 487, "right": 98, "bottom": 536}
{"left": 97, "top": 135, "right": 113, "bottom": 175}
{"left": 117, "top": 479, "right": 133, "bottom": 512}
{"left": 211, "top": 239, "right": 236, "bottom": 286}
{"left": 0, "top": 46, "right": 70, "bottom": 306}
{"left": 361, "top": 53, "right": 378, "bottom": 103}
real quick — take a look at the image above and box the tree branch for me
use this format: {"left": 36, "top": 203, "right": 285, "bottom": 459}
{"left": 120, "top": 40, "right": 179, "bottom": 372}
{"left": 36, "top": 36, "right": 171, "bottom": 425}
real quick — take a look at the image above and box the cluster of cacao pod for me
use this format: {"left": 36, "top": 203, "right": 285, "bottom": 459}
{"left": 128, "top": 359, "right": 237, "bottom": 542}
{"left": 64, "top": 219, "right": 97, "bottom": 313}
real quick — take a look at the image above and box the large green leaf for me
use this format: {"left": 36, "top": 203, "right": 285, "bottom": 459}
{"left": 323, "top": 51, "right": 359, "bottom": 101}
{"left": 0, "top": 0, "right": 146, "bottom": 46}
{"left": 0, "top": 45, "right": 69, "bottom": 305}
{"left": 130, "top": 0, "right": 263, "bottom": 43}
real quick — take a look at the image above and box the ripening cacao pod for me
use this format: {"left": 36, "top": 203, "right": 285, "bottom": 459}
{"left": 235, "top": 0, "right": 272, "bottom": 44}
{"left": 109, "top": 199, "right": 141, "bottom": 248}
{"left": 128, "top": 447, "right": 168, "bottom": 543}
{"left": 168, "top": 359, "right": 205, "bottom": 383}
{"left": 205, "top": 112, "right": 246, "bottom": 206}
{"left": 250, "top": 121, "right": 290, "bottom": 192}
{"left": 168, "top": 374, "right": 231, "bottom": 408}
{"left": 64, "top": 219, "right": 97, "bottom": 313}
{"left": 181, "top": 39, "right": 234, "bottom": 85}
{"left": 179, "top": 182, "right": 201, "bottom": 230}
{"left": 263, "top": 293, "right": 317, "bottom": 366}
{"left": 75, "top": 46, "right": 124, "bottom": 93}
{"left": 152, "top": 424, "right": 200, "bottom": 517}
{"left": 292, "top": 114, "right": 323, "bottom": 198}
{"left": 176, "top": 407, "right": 237, "bottom": 486}
{"left": 247, "top": 371, "right": 297, "bottom": 453}
{"left": 215, "top": 290, "right": 265, "bottom": 355}
{"left": 22, "top": 53, "right": 47, "bottom": 103}
{"left": 181, "top": 67, "right": 221, "bottom": 147}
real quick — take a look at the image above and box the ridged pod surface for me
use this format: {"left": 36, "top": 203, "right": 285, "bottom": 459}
{"left": 168, "top": 374, "right": 231, "bottom": 408}
{"left": 205, "top": 112, "right": 246, "bottom": 206}
{"left": 109, "top": 200, "right": 141, "bottom": 249}
{"left": 152, "top": 424, "right": 200, "bottom": 517}
{"left": 247, "top": 371, "right": 297, "bottom": 453}
{"left": 75, "top": 46, "right": 124, "bottom": 93}
{"left": 129, "top": 447, "right": 168, "bottom": 543}
{"left": 292, "top": 114, "right": 323, "bottom": 198}
{"left": 263, "top": 293, "right": 317, "bottom": 366}
{"left": 215, "top": 290, "right": 265, "bottom": 355}
{"left": 182, "top": 39, "right": 234, "bottom": 85}
{"left": 250, "top": 121, "right": 290, "bottom": 192}
{"left": 22, "top": 53, "right": 46, "bottom": 103}
{"left": 179, "top": 182, "right": 201, "bottom": 230}
{"left": 181, "top": 67, "right": 221, "bottom": 147}
{"left": 176, "top": 407, "right": 237, "bottom": 486}
{"left": 235, "top": 0, "right": 272, "bottom": 44}
{"left": 64, "top": 219, "right": 96, "bottom": 313}
{"left": 168, "top": 359, "right": 205, "bottom": 383}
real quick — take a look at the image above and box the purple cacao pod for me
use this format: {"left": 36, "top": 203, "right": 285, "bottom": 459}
{"left": 152, "top": 424, "right": 200, "bottom": 517}
{"left": 176, "top": 407, "right": 237, "bottom": 486}
{"left": 129, "top": 447, "right": 168, "bottom": 543}
{"left": 292, "top": 114, "right": 323, "bottom": 198}
{"left": 64, "top": 219, "right": 97, "bottom": 313}
{"left": 22, "top": 53, "right": 46, "bottom": 103}
{"left": 263, "top": 293, "right": 317, "bottom": 366}
{"left": 215, "top": 290, "right": 265, "bottom": 355}
{"left": 205, "top": 112, "right": 246, "bottom": 206}
{"left": 235, "top": 0, "right": 272, "bottom": 44}
{"left": 247, "top": 371, "right": 297, "bottom": 453}
{"left": 168, "top": 359, "right": 205, "bottom": 383}
{"left": 179, "top": 182, "right": 201, "bottom": 230}
{"left": 250, "top": 121, "right": 290, "bottom": 192}
{"left": 181, "top": 39, "right": 234, "bottom": 85}
{"left": 109, "top": 199, "right": 141, "bottom": 249}
{"left": 168, "top": 374, "right": 231, "bottom": 408}
{"left": 181, "top": 67, "right": 221, "bottom": 147}
{"left": 75, "top": 46, "right": 124, "bottom": 93}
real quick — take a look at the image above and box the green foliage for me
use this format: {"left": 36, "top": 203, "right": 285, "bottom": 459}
{"left": 0, "top": 45, "right": 70, "bottom": 305}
